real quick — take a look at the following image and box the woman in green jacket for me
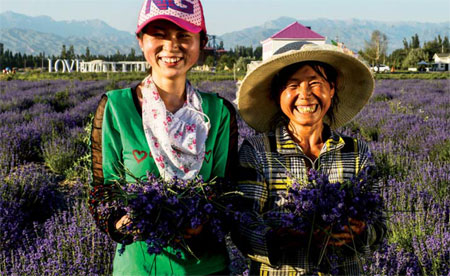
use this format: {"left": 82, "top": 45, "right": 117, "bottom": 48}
{"left": 88, "top": 0, "right": 237, "bottom": 274}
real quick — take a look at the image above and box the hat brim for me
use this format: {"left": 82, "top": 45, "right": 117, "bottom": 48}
{"left": 135, "top": 15, "right": 204, "bottom": 34}
{"left": 237, "top": 45, "right": 374, "bottom": 132}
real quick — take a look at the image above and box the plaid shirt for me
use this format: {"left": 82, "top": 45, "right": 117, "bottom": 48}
{"left": 235, "top": 124, "right": 384, "bottom": 275}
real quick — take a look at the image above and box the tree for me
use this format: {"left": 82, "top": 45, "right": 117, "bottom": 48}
{"left": 128, "top": 48, "right": 136, "bottom": 61}
{"left": 113, "top": 49, "right": 124, "bottom": 62}
{"left": 217, "top": 54, "right": 235, "bottom": 71}
{"left": 389, "top": 48, "right": 408, "bottom": 69}
{"left": 403, "top": 38, "right": 409, "bottom": 49}
{"left": 84, "top": 47, "right": 91, "bottom": 60}
{"left": 402, "top": 48, "right": 428, "bottom": 69}
{"left": 443, "top": 36, "right": 450, "bottom": 52}
{"left": 254, "top": 46, "right": 262, "bottom": 60}
{"left": 411, "top": 34, "right": 420, "bottom": 49}
{"left": 204, "top": 55, "right": 215, "bottom": 67}
{"left": 67, "top": 45, "right": 76, "bottom": 59}
{"left": 60, "top": 44, "right": 67, "bottom": 59}
{"left": 420, "top": 35, "right": 450, "bottom": 61}
{"left": 423, "top": 38, "right": 441, "bottom": 61}
{"left": 235, "top": 56, "right": 252, "bottom": 72}
{"left": 361, "top": 30, "right": 388, "bottom": 67}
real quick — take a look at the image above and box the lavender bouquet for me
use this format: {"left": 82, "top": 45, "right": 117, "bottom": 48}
{"left": 112, "top": 172, "right": 240, "bottom": 258}
{"left": 273, "top": 167, "right": 384, "bottom": 273}
{"left": 279, "top": 167, "right": 383, "bottom": 235}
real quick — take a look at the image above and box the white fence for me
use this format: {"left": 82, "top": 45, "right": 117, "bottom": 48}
{"left": 48, "top": 59, "right": 149, "bottom": 73}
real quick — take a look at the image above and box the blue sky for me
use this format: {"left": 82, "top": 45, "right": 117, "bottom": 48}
{"left": 1, "top": 0, "right": 449, "bottom": 35}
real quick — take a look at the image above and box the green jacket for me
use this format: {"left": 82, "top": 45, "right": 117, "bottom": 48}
{"left": 89, "top": 87, "right": 238, "bottom": 275}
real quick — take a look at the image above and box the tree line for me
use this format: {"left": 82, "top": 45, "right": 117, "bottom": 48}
{"left": 0, "top": 42, "right": 262, "bottom": 72}
{"left": 359, "top": 31, "right": 450, "bottom": 69}
{"left": 2, "top": 32, "right": 447, "bottom": 72}
{"left": 203, "top": 45, "right": 262, "bottom": 71}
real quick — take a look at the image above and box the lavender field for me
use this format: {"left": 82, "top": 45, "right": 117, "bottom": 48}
{"left": 0, "top": 78, "right": 449, "bottom": 275}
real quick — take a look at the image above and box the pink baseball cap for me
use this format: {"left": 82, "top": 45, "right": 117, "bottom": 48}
{"left": 136, "top": 0, "right": 207, "bottom": 35}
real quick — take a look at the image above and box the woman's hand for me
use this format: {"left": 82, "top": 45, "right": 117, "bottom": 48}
{"left": 173, "top": 224, "right": 205, "bottom": 243}
{"left": 183, "top": 224, "right": 204, "bottom": 239}
{"left": 314, "top": 218, "right": 366, "bottom": 246}
{"left": 115, "top": 215, "right": 131, "bottom": 232}
{"left": 115, "top": 214, "right": 140, "bottom": 235}
{"left": 117, "top": 215, "right": 205, "bottom": 240}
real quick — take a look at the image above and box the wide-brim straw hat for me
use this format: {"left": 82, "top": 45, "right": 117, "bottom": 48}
{"left": 237, "top": 43, "right": 374, "bottom": 132}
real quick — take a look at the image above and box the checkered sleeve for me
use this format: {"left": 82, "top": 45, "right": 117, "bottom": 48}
{"left": 235, "top": 139, "right": 276, "bottom": 266}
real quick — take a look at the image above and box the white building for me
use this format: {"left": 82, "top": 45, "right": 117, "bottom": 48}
{"left": 261, "top": 22, "right": 326, "bottom": 61}
{"left": 432, "top": 53, "right": 450, "bottom": 71}
{"left": 79, "top": 60, "right": 148, "bottom": 73}
{"left": 48, "top": 59, "right": 149, "bottom": 73}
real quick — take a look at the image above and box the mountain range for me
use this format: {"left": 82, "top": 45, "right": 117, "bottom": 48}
{"left": 220, "top": 16, "right": 450, "bottom": 52}
{"left": 0, "top": 11, "right": 139, "bottom": 56}
{"left": 1, "top": 11, "right": 449, "bottom": 56}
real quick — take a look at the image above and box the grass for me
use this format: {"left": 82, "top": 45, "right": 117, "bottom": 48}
{"left": 373, "top": 71, "right": 450, "bottom": 79}
{"left": 0, "top": 70, "right": 247, "bottom": 82}
{"left": 3, "top": 69, "right": 447, "bottom": 82}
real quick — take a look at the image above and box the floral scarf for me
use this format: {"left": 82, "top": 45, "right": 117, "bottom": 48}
{"left": 141, "top": 75, "right": 210, "bottom": 181}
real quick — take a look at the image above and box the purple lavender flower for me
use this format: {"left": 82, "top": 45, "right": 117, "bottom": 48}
{"left": 111, "top": 174, "right": 236, "bottom": 257}
{"left": 278, "top": 168, "right": 384, "bottom": 234}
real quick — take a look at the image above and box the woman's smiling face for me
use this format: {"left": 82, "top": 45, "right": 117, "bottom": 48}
{"left": 279, "top": 64, "right": 335, "bottom": 128}
{"left": 138, "top": 20, "right": 201, "bottom": 81}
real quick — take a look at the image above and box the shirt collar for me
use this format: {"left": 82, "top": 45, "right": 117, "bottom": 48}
{"left": 275, "top": 123, "right": 345, "bottom": 155}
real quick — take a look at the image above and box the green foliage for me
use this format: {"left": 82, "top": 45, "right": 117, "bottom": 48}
{"left": 60, "top": 45, "right": 67, "bottom": 59}
{"left": 361, "top": 30, "right": 388, "bottom": 66}
{"left": 346, "top": 121, "right": 380, "bottom": 142}
{"left": 372, "top": 93, "right": 394, "bottom": 102}
{"left": 374, "top": 72, "right": 450, "bottom": 80}
{"left": 65, "top": 117, "right": 93, "bottom": 182}
{"left": 374, "top": 152, "right": 408, "bottom": 180}
{"left": 42, "top": 130, "right": 87, "bottom": 176}
{"left": 410, "top": 33, "right": 421, "bottom": 49}
{"left": 402, "top": 48, "right": 428, "bottom": 68}
{"left": 429, "top": 139, "right": 450, "bottom": 162}
{"left": 2, "top": 69, "right": 447, "bottom": 83}
{"left": 52, "top": 88, "right": 71, "bottom": 112}
{"left": 0, "top": 71, "right": 148, "bottom": 81}
{"left": 389, "top": 48, "right": 408, "bottom": 69}
{"left": 104, "top": 78, "right": 120, "bottom": 91}
{"left": 204, "top": 56, "right": 215, "bottom": 67}
{"left": 235, "top": 56, "right": 253, "bottom": 72}
{"left": 187, "top": 71, "right": 245, "bottom": 84}
{"left": 217, "top": 54, "right": 235, "bottom": 71}
{"left": 389, "top": 34, "right": 450, "bottom": 70}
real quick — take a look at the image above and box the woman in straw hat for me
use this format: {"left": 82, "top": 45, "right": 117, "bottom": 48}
{"left": 234, "top": 43, "right": 386, "bottom": 275}
{"left": 88, "top": 0, "right": 237, "bottom": 274}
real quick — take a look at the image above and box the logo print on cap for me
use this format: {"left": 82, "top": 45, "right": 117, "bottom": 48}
{"left": 147, "top": 0, "right": 194, "bottom": 14}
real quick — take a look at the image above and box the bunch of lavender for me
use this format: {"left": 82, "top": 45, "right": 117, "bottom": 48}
{"left": 270, "top": 167, "right": 384, "bottom": 274}
{"left": 113, "top": 172, "right": 240, "bottom": 258}
{"left": 277, "top": 167, "right": 384, "bottom": 242}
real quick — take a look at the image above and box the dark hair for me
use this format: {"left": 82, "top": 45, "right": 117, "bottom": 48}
{"left": 200, "top": 31, "right": 208, "bottom": 49}
{"left": 270, "top": 61, "right": 339, "bottom": 128}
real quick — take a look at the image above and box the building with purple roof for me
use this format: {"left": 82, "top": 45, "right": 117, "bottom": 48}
{"left": 261, "top": 21, "right": 326, "bottom": 60}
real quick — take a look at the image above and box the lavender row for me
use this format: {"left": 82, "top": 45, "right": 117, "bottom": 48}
{"left": 203, "top": 79, "right": 450, "bottom": 275}
{"left": 0, "top": 79, "right": 448, "bottom": 275}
